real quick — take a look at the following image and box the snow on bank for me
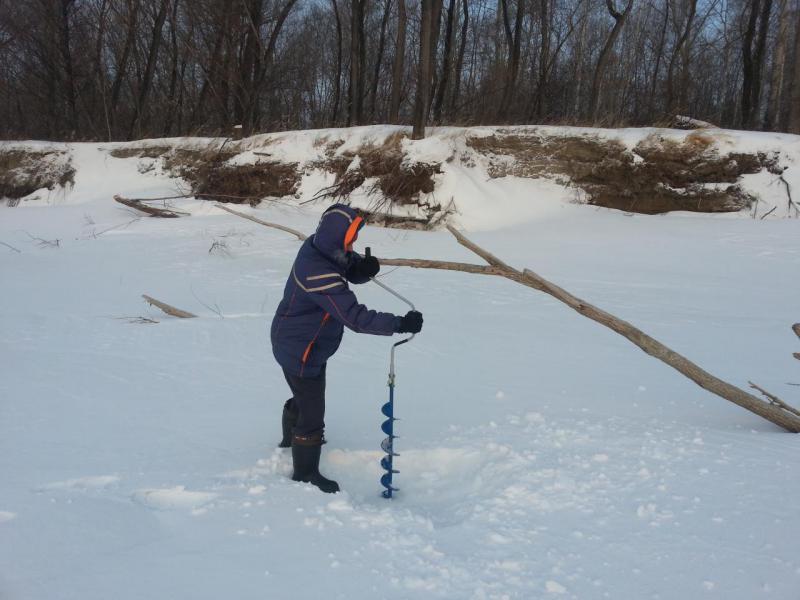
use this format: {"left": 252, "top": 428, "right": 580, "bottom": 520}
{"left": 3, "top": 124, "right": 800, "bottom": 228}
{"left": 1, "top": 127, "right": 799, "bottom": 599}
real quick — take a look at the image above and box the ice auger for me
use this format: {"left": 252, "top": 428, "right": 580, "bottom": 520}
{"left": 365, "top": 248, "right": 416, "bottom": 499}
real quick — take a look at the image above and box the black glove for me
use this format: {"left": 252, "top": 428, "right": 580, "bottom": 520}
{"left": 356, "top": 254, "right": 380, "bottom": 279}
{"left": 397, "top": 310, "right": 423, "bottom": 334}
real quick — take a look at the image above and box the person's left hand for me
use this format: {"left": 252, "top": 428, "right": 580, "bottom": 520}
{"left": 355, "top": 254, "right": 380, "bottom": 279}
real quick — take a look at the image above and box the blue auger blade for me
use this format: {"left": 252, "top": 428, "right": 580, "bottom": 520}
{"left": 381, "top": 418, "right": 396, "bottom": 436}
{"left": 380, "top": 456, "right": 399, "bottom": 473}
{"left": 380, "top": 436, "right": 399, "bottom": 456}
{"left": 381, "top": 402, "right": 393, "bottom": 418}
{"left": 380, "top": 472, "right": 398, "bottom": 491}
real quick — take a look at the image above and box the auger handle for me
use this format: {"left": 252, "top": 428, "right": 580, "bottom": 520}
{"left": 365, "top": 247, "right": 416, "bottom": 379}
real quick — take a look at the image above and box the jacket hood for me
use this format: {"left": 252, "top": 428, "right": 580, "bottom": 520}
{"left": 312, "top": 204, "right": 363, "bottom": 267}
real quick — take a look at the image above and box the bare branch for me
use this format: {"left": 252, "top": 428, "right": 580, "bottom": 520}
{"left": 447, "top": 226, "right": 800, "bottom": 433}
{"left": 142, "top": 294, "right": 197, "bottom": 318}
{"left": 214, "top": 203, "right": 308, "bottom": 241}
{"left": 749, "top": 381, "right": 800, "bottom": 418}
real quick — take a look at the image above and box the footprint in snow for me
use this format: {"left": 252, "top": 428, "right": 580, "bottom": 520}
{"left": 35, "top": 475, "right": 120, "bottom": 492}
{"left": 132, "top": 486, "right": 218, "bottom": 511}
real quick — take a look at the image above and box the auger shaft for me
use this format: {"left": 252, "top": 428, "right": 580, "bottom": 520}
{"left": 366, "top": 247, "right": 415, "bottom": 499}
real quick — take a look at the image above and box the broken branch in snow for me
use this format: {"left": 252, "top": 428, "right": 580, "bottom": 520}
{"left": 749, "top": 382, "right": 800, "bottom": 418}
{"left": 214, "top": 203, "right": 307, "bottom": 241}
{"left": 114, "top": 195, "right": 188, "bottom": 218}
{"left": 779, "top": 174, "right": 800, "bottom": 217}
{"left": 142, "top": 294, "right": 197, "bottom": 318}
{"left": 759, "top": 206, "right": 777, "bottom": 220}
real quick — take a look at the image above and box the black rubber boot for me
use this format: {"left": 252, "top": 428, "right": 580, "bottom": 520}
{"left": 278, "top": 399, "right": 297, "bottom": 448}
{"left": 291, "top": 436, "right": 339, "bottom": 494}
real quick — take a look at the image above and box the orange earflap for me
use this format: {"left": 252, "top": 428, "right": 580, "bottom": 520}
{"left": 343, "top": 216, "right": 363, "bottom": 251}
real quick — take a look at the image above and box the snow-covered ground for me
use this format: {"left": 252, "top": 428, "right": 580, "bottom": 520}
{"left": 1, "top": 130, "right": 800, "bottom": 599}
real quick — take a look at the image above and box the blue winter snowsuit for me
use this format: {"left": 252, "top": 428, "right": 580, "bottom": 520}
{"left": 271, "top": 205, "right": 400, "bottom": 437}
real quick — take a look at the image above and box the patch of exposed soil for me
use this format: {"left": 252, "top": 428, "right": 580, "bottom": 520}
{"left": 161, "top": 147, "right": 300, "bottom": 204}
{"left": 0, "top": 149, "right": 75, "bottom": 204}
{"left": 467, "top": 131, "right": 781, "bottom": 214}
{"left": 109, "top": 146, "right": 173, "bottom": 159}
{"left": 315, "top": 132, "right": 441, "bottom": 210}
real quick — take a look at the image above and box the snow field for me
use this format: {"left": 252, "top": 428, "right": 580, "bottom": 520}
{"left": 1, "top": 130, "right": 800, "bottom": 599}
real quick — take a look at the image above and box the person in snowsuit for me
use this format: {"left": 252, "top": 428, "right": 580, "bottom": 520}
{"left": 271, "top": 204, "right": 423, "bottom": 493}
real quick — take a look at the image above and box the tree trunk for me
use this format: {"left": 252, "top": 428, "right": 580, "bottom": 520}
{"left": 588, "top": 0, "right": 633, "bottom": 123}
{"left": 58, "top": 0, "right": 77, "bottom": 136}
{"left": 789, "top": 5, "right": 800, "bottom": 133}
{"left": 750, "top": 0, "right": 773, "bottom": 127}
{"left": 497, "top": 0, "right": 523, "bottom": 119}
{"left": 110, "top": 0, "right": 140, "bottom": 129}
{"left": 449, "top": 0, "right": 469, "bottom": 117}
{"left": 348, "top": 0, "right": 366, "bottom": 125}
{"left": 237, "top": 0, "right": 264, "bottom": 135}
{"left": 369, "top": 0, "right": 393, "bottom": 121}
{"left": 330, "top": 0, "right": 344, "bottom": 125}
{"left": 666, "top": 0, "right": 697, "bottom": 115}
{"left": 432, "top": 0, "right": 456, "bottom": 122}
{"left": 249, "top": 0, "right": 299, "bottom": 131}
{"left": 741, "top": 0, "right": 772, "bottom": 128}
{"left": 412, "top": 0, "right": 440, "bottom": 139}
{"left": 763, "top": 0, "right": 789, "bottom": 130}
{"left": 128, "top": 0, "right": 170, "bottom": 139}
{"left": 162, "top": 0, "right": 181, "bottom": 137}
{"left": 389, "top": 0, "right": 407, "bottom": 123}
{"left": 532, "top": 0, "right": 552, "bottom": 121}
{"left": 188, "top": 0, "right": 230, "bottom": 130}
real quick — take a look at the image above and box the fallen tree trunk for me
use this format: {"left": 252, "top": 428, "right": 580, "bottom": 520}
{"left": 142, "top": 294, "right": 196, "bottom": 318}
{"left": 114, "top": 195, "right": 188, "bottom": 218}
{"left": 444, "top": 225, "right": 800, "bottom": 433}
{"left": 217, "top": 206, "right": 800, "bottom": 432}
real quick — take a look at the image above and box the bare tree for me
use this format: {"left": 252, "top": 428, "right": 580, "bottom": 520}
{"left": 790, "top": 4, "right": 800, "bottom": 133}
{"left": 388, "top": 0, "right": 407, "bottom": 123}
{"left": 348, "top": 0, "right": 366, "bottom": 125}
{"left": 764, "top": 0, "right": 790, "bottom": 130}
{"left": 412, "top": 0, "right": 442, "bottom": 138}
{"left": 588, "top": 0, "right": 633, "bottom": 123}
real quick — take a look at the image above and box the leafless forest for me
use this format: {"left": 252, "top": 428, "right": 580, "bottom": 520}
{"left": 1, "top": 0, "right": 799, "bottom": 141}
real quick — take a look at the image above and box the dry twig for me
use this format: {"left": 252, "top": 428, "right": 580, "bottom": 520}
{"left": 1, "top": 240, "right": 21, "bottom": 253}
{"left": 24, "top": 231, "right": 60, "bottom": 248}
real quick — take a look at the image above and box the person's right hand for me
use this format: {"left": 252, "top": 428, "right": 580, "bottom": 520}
{"left": 397, "top": 310, "right": 423, "bottom": 334}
